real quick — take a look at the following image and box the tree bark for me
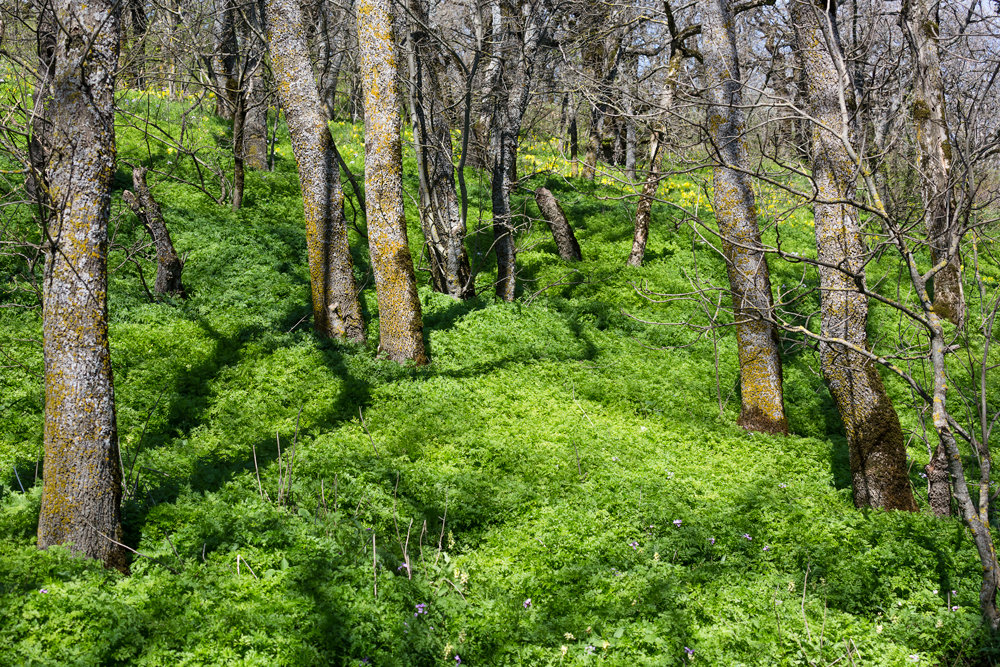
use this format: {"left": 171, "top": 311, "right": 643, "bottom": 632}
{"left": 263, "top": 0, "right": 365, "bottom": 341}
{"left": 484, "top": 0, "right": 542, "bottom": 302}
{"left": 704, "top": 0, "right": 788, "bottom": 434}
{"left": 406, "top": 0, "right": 474, "bottom": 300}
{"left": 793, "top": 0, "right": 916, "bottom": 511}
{"left": 629, "top": 54, "right": 681, "bottom": 268}
{"left": 901, "top": 0, "right": 964, "bottom": 328}
{"left": 38, "top": 0, "right": 128, "bottom": 573}
{"left": 123, "top": 167, "right": 186, "bottom": 298}
{"left": 356, "top": 0, "right": 428, "bottom": 364}
{"left": 535, "top": 187, "right": 582, "bottom": 262}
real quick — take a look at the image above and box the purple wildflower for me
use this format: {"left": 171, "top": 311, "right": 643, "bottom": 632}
{"left": 414, "top": 603, "right": 428, "bottom": 616}
{"left": 763, "top": 545, "right": 771, "bottom": 552}
{"left": 952, "top": 606, "right": 960, "bottom": 611}
{"left": 524, "top": 598, "right": 532, "bottom": 609}
{"left": 629, "top": 541, "right": 639, "bottom": 550}
{"left": 455, "top": 656, "right": 461, "bottom": 664}
{"left": 779, "top": 483, "right": 787, "bottom": 489}
{"left": 684, "top": 646, "right": 695, "bottom": 656}
{"left": 708, "top": 537, "right": 715, "bottom": 545}
{"left": 673, "top": 519, "right": 683, "bottom": 527}
{"left": 39, "top": 588, "right": 48, "bottom": 594}
{"left": 585, "top": 645, "right": 596, "bottom": 655}
{"left": 743, "top": 533, "right": 752, "bottom": 541}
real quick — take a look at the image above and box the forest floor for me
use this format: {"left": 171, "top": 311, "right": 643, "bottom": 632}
{"left": 0, "top": 98, "right": 995, "bottom": 665}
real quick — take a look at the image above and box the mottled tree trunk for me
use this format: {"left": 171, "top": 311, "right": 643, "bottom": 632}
{"left": 214, "top": 0, "right": 239, "bottom": 120}
{"left": 925, "top": 441, "right": 951, "bottom": 517}
{"left": 356, "top": 0, "right": 428, "bottom": 364}
{"left": 535, "top": 187, "right": 582, "bottom": 262}
{"left": 901, "top": 0, "right": 964, "bottom": 327}
{"left": 243, "top": 71, "right": 269, "bottom": 171}
{"left": 629, "top": 54, "right": 680, "bottom": 268}
{"left": 793, "top": 0, "right": 916, "bottom": 511}
{"left": 263, "top": 0, "right": 365, "bottom": 341}
{"left": 123, "top": 167, "right": 186, "bottom": 298}
{"left": 38, "top": 0, "right": 128, "bottom": 573}
{"left": 484, "top": 0, "right": 542, "bottom": 302}
{"left": 407, "top": 0, "right": 474, "bottom": 300}
{"left": 704, "top": 0, "right": 788, "bottom": 435}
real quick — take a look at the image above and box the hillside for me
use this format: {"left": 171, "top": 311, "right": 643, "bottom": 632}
{"left": 0, "top": 101, "right": 991, "bottom": 665}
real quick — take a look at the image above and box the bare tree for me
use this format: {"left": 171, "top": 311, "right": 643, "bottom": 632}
{"left": 702, "top": 0, "right": 788, "bottom": 434}
{"left": 36, "top": 0, "right": 129, "bottom": 572}
{"left": 406, "top": 0, "right": 474, "bottom": 300}
{"left": 356, "top": 0, "right": 428, "bottom": 364}
{"left": 263, "top": 0, "right": 365, "bottom": 341}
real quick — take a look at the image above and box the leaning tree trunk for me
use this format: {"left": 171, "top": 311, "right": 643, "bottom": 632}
{"left": 901, "top": 0, "right": 964, "bottom": 328}
{"left": 407, "top": 0, "right": 474, "bottom": 300}
{"left": 535, "top": 187, "right": 582, "bottom": 262}
{"left": 629, "top": 53, "right": 681, "bottom": 267}
{"left": 356, "top": 0, "right": 428, "bottom": 365}
{"left": 263, "top": 0, "right": 365, "bottom": 341}
{"left": 37, "top": 0, "right": 128, "bottom": 573}
{"left": 704, "top": 0, "right": 788, "bottom": 435}
{"left": 793, "top": 0, "right": 917, "bottom": 511}
{"left": 123, "top": 167, "right": 186, "bottom": 297}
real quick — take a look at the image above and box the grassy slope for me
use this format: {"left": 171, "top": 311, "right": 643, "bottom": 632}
{"left": 0, "top": 98, "right": 991, "bottom": 665}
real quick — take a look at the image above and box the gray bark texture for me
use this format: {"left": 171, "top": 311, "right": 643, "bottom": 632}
{"left": 484, "top": 0, "right": 542, "bottom": 301}
{"left": 901, "top": 0, "right": 964, "bottom": 328}
{"left": 406, "top": 0, "right": 474, "bottom": 300}
{"left": 703, "top": 0, "right": 788, "bottom": 435}
{"left": 356, "top": 0, "right": 428, "bottom": 365}
{"left": 37, "top": 0, "right": 128, "bottom": 573}
{"left": 630, "top": 54, "right": 681, "bottom": 268}
{"left": 792, "top": 0, "right": 917, "bottom": 511}
{"left": 535, "top": 187, "right": 582, "bottom": 262}
{"left": 123, "top": 167, "right": 186, "bottom": 298}
{"left": 263, "top": 0, "right": 365, "bottom": 341}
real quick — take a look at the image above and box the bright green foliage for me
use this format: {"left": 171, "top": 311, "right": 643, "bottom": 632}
{"left": 0, "top": 104, "right": 996, "bottom": 664}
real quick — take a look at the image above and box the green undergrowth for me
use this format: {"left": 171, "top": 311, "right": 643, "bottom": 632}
{"left": 1, "top": 104, "right": 997, "bottom": 665}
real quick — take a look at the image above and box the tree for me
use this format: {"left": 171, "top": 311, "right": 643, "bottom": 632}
{"left": 356, "top": 0, "right": 428, "bottom": 364}
{"left": 702, "top": 0, "right": 788, "bottom": 434}
{"left": 263, "top": 0, "right": 365, "bottom": 341}
{"left": 791, "top": 0, "right": 916, "bottom": 511}
{"left": 37, "top": 0, "right": 129, "bottom": 572}
{"left": 406, "top": 0, "right": 474, "bottom": 300}
{"left": 482, "top": 0, "right": 546, "bottom": 301}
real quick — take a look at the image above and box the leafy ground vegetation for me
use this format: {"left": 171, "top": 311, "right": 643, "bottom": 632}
{"left": 1, "top": 96, "right": 997, "bottom": 665}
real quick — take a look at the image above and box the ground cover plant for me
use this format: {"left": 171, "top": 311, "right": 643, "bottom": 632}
{"left": 1, "top": 99, "right": 998, "bottom": 665}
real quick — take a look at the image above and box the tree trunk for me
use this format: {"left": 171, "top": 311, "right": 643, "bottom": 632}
{"left": 241, "top": 2, "right": 268, "bottom": 171}
{"left": 214, "top": 0, "right": 239, "bottom": 120}
{"left": 356, "top": 0, "right": 428, "bottom": 364}
{"left": 704, "top": 0, "right": 788, "bottom": 435}
{"left": 38, "top": 0, "right": 128, "bottom": 573}
{"left": 925, "top": 441, "right": 951, "bottom": 517}
{"left": 263, "top": 0, "right": 365, "bottom": 341}
{"left": 629, "top": 54, "right": 681, "bottom": 268}
{"left": 123, "top": 167, "right": 186, "bottom": 298}
{"left": 124, "top": 0, "right": 147, "bottom": 89}
{"left": 484, "top": 0, "right": 542, "bottom": 302}
{"left": 793, "top": 0, "right": 917, "bottom": 511}
{"left": 407, "top": 0, "right": 474, "bottom": 300}
{"left": 535, "top": 187, "right": 582, "bottom": 262}
{"left": 901, "top": 0, "right": 964, "bottom": 328}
